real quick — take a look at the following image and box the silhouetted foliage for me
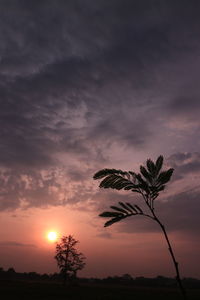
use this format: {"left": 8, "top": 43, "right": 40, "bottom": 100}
{"left": 54, "top": 235, "right": 86, "bottom": 285}
{"left": 0, "top": 266, "right": 200, "bottom": 289}
{"left": 94, "top": 156, "right": 187, "bottom": 300}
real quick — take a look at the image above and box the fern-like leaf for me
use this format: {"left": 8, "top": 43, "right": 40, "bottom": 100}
{"left": 135, "top": 174, "right": 149, "bottom": 193}
{"left": 146, "top": 159, "right": 156, "bottom": 176}
{"left": 155, "top": 155, "right": 163, "bottom": 176}
{"left": 93, "top": 169, "right": 126, "bottom": 180}
{"left": 157, "top": 168, "right": 174, "bottom": 185}
{"left": 104, "top": 216, "right": 125, "bottom": 227}
{"left": 125, "top": 203, "right": 138, "bottom": 213}
{"left": 99, "top": 202, "right": 144, "bottom": 227}
{"left": 99, "top": 174, "right": 137, "bottom": 191}
{"left": 134, "top": 205, "right": 143, "bottom": 213}
{"left": 118, "top": 202, "right": 133, "bottom": 212}
{"left": 140, "top": 166, "right": 153, "bottom": 184}
{"left": 110, "top": 206, "right": 128, "bottom": 214}
{"left": 99, "top": 211, "right": 123, "bottom": 218}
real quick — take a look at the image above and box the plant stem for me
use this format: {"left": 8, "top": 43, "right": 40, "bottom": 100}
{"left": 142, "top": 196, "right": 187, "bottom": 299}
{"left": 152, "top": 212, "right": 187, "bottom": 300}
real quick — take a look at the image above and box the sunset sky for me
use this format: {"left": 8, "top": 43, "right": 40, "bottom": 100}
{"left": 0, "top": 0, "right": 200, "bottom": 279}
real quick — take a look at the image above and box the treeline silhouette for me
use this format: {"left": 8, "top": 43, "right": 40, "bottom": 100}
{"left": 0, "top": 267, "right": 63, "bottom": 282}
{"left": 0, "top": 267, "right": 200, "bottom": 289}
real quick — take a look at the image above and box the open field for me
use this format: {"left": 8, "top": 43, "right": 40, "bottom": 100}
{"left": 0, "top": 280, "right": 200, "bottom": 300}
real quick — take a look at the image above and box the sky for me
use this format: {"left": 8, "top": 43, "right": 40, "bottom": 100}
{"left": 0, "top": 0, "right": 200, "bottom": 279}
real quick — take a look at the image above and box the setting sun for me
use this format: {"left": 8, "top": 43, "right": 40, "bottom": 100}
{"left": 47, "top": 231, "right": 58, "bottom": 242}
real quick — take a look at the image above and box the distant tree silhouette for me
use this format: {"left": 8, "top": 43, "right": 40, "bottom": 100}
{"left": 93, "top": 156, "right": 187, "bottom": 300}
{"left": 55, "top": 235, "right": 86, "bottom": 285}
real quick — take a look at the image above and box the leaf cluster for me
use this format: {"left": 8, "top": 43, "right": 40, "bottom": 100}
{"left": 99, "top": 202, "right": 144, "bottom": 227}
{"left": 93, "top": 156, "right": 174, "bottom": 227}
{"left": 94, "top": 156, "right": 173, "bottom": 205}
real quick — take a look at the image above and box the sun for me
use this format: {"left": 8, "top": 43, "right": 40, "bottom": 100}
{"left": 47, "top": 231, "right": 58, "bottom": 242}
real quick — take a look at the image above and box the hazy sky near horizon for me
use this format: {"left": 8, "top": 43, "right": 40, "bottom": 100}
{"left": 0, "top": 0, "right": 200, "bottom": 278}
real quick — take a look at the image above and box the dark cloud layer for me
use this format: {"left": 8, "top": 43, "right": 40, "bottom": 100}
{"left": 168, "top": 152, "right": 200, "bottom": 180}
{"left": 0, "top": 0, "right": 200, "bottom": 221}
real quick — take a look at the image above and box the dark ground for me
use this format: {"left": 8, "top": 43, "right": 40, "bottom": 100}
{"left": 0, "top": 280, "right": 200, "bottom": 300}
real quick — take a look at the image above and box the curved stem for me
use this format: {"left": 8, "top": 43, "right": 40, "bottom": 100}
{"left": 152, "top": 211, "right": 187, "bottom": 300}
{"left": 141, "top": 197, "right": 187, "bottom": 299}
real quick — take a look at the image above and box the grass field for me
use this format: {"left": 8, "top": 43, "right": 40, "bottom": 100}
{"left": 0, "top": 280, "right": 200, "bottom": 300}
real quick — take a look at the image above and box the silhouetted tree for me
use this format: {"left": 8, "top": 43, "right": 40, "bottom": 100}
{"left": 54, "top": 235, "right": 86, "bottom": 285}
{"left": 93, "top": 155, "right": 187, "bottom": 300}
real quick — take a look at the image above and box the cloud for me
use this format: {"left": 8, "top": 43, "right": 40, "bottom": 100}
{"left": 0, "top": 166, "right": 89, "bottom": 210}
{"left": 168, "top": 152, "right": 200, "bottom": 180}
{"left": 0, "top": 1, "right": 200, "bottom": 215}
{"left": 0, "top": 241, "right": 36, "bottom": 247}
{"left": 96, "top": 231, "right": 112, "bottom": 239}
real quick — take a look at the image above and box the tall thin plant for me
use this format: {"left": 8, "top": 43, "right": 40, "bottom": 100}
{"left": 93, "top": 156, "right": 187, "bottom": 300}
